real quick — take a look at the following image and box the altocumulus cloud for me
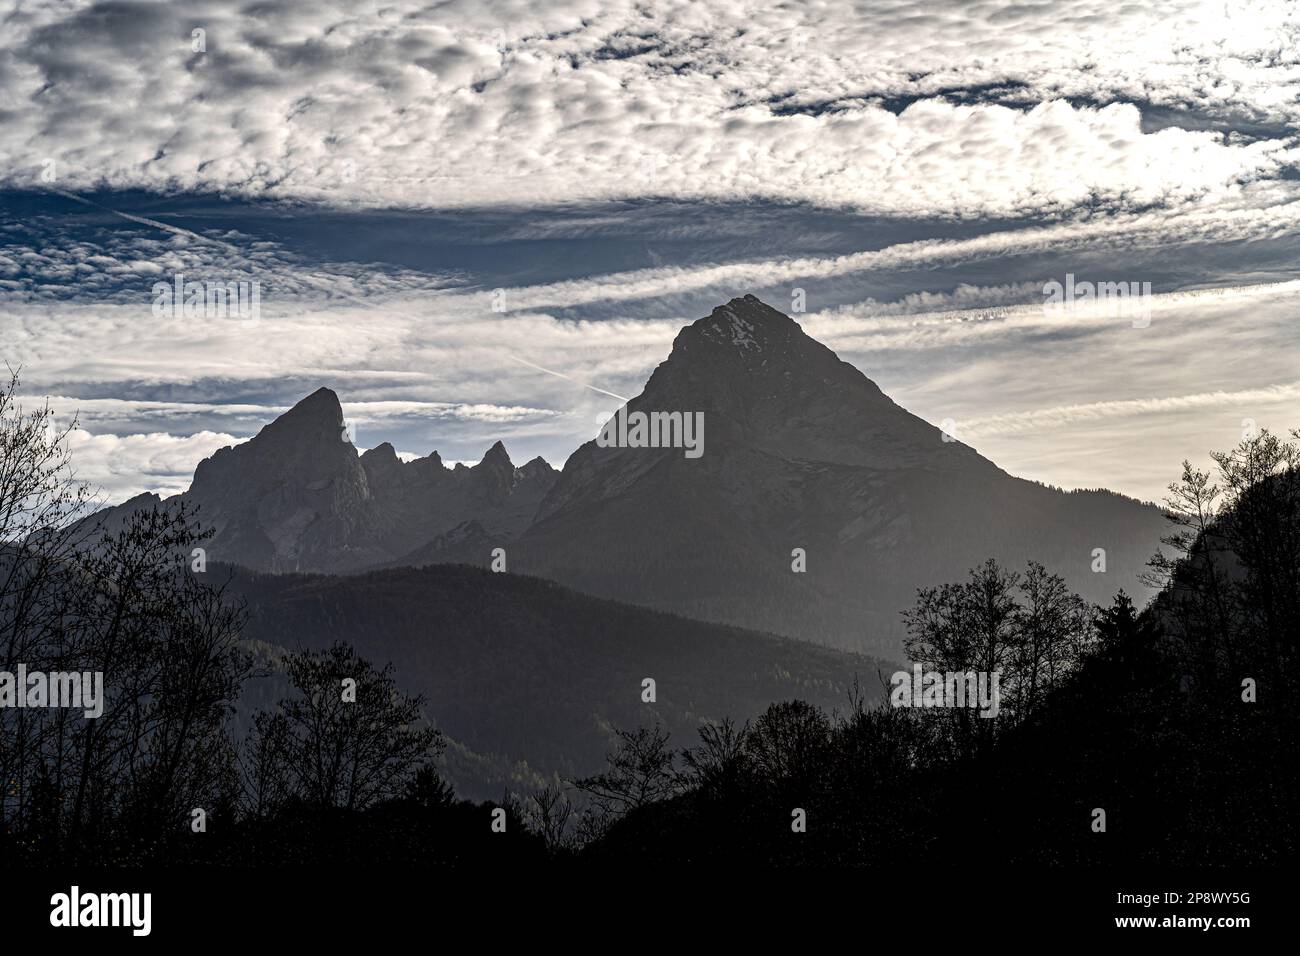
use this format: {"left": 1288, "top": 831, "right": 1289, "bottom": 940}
{"left": 2, "top": 0, "right": 1298, "bottom": 217}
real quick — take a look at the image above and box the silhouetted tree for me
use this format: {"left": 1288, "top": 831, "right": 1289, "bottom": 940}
{"left": 523, "top": 784, "right": 576, "bottom": 855}
{"left": 1209, "top": 430, "right": 1300, "bottom": 699}
{"left": 681, "top": 717, "right": 751, "bottom": 799}
{"left": 242, "top": 643, "right": 442, "bottom": 813}
{"left": 902, "top": 558, "right": 1022, "bottom": 753}
{"left": 1, "top": 371, "right": 250, "bottom": 863}
{"left": 1093, "top": 591, "right": 1160, "bottom": 674}
{"left": 571, "top": 724, "right": 679, "bottom": 819}
{"left": 1010, "top": 561, "right": 1093, "bottom": 722}
{"left": 745, "top": 700, "right": 830, "bottom": 784}
{"left": 406, "top": 765, "right": 456, "bottom": 811}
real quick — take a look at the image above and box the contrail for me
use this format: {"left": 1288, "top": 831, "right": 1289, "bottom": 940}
{"left": 961, "top": 381, "right": 1300, "bottom": 438}
{"left": 47, "top": 189, "right": 631, "bottom": 403}
{"left": 51, "top": 189, "right": 235, "bottom": 247}
{"left": 504, "top": 355, "right": 627, "bottom": 401}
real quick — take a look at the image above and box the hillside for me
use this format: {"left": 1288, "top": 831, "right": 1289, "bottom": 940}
{"left": 223, "top": 562, "right": 888, "bottom": 799}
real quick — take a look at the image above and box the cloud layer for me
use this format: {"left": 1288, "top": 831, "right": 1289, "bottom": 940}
{"left": 3, "top": 0, "right": 1298, "bottom": 216}
{"left": 8, "top": 253, "right": 1298, "bottom": 503}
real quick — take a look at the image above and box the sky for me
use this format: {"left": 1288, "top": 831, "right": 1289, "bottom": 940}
{"left": 1, "top": 0, "right": 1298, "bottom": 505}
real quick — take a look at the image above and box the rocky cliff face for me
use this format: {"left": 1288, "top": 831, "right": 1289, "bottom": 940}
{"left": 184, "top": 388, "right": 384, "bottom": 572}
{"left": 88, "top": 388, "right": 556, "bottom": 574}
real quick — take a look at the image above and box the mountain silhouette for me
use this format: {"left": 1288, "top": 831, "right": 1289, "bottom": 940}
{"left": 413, "top": 295, "right": 1167, "bottom": 656}
{"left": 84, "top": 295, "right": 1166, "bottom": 656}
{"left": 84, "top": 388, "right": 556, "bottom": 573}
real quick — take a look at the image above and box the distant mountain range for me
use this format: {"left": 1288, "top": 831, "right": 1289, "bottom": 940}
{"left": 97, "top": 388, "right": 557, "bottom": 574}
{"left": 87, "top": 294, "right": 1168, "bottom": 657}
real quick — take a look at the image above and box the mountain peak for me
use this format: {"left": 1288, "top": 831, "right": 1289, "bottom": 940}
{"left": 519, "top": 455, "right": 556, "bottom": 477}
{"left": 256, "top": 387, "right": 343, "bottom": 439}
{"left": 226, "top": 387, "right": 342, "bottom": 449}
{"left": 480, "top": 440, "right": 512, "bottom": 468}
{"left": 547, "top": 292, "right": 980, "bottom": 490}
{"left": 286, "top": 387, "right": 343, "bottom": 420}
{"left": 473, "top": 441, "right": 516, "bottom": 485}
{"left": 242, "top": 387, "right": 349, "bottom": 455}
{"left": 695, "top": 294, "right": 799, "bottom": 353}
{"left": 649, "top": 294, "right": 823, "bottom": 389}
{"left": 360, "top": 441, "right": 399, "bottom": 464}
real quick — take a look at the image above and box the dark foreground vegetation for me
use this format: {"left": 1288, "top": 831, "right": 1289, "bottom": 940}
{"left": 1, "top": 370, "right": 1295, "bottom": 867}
